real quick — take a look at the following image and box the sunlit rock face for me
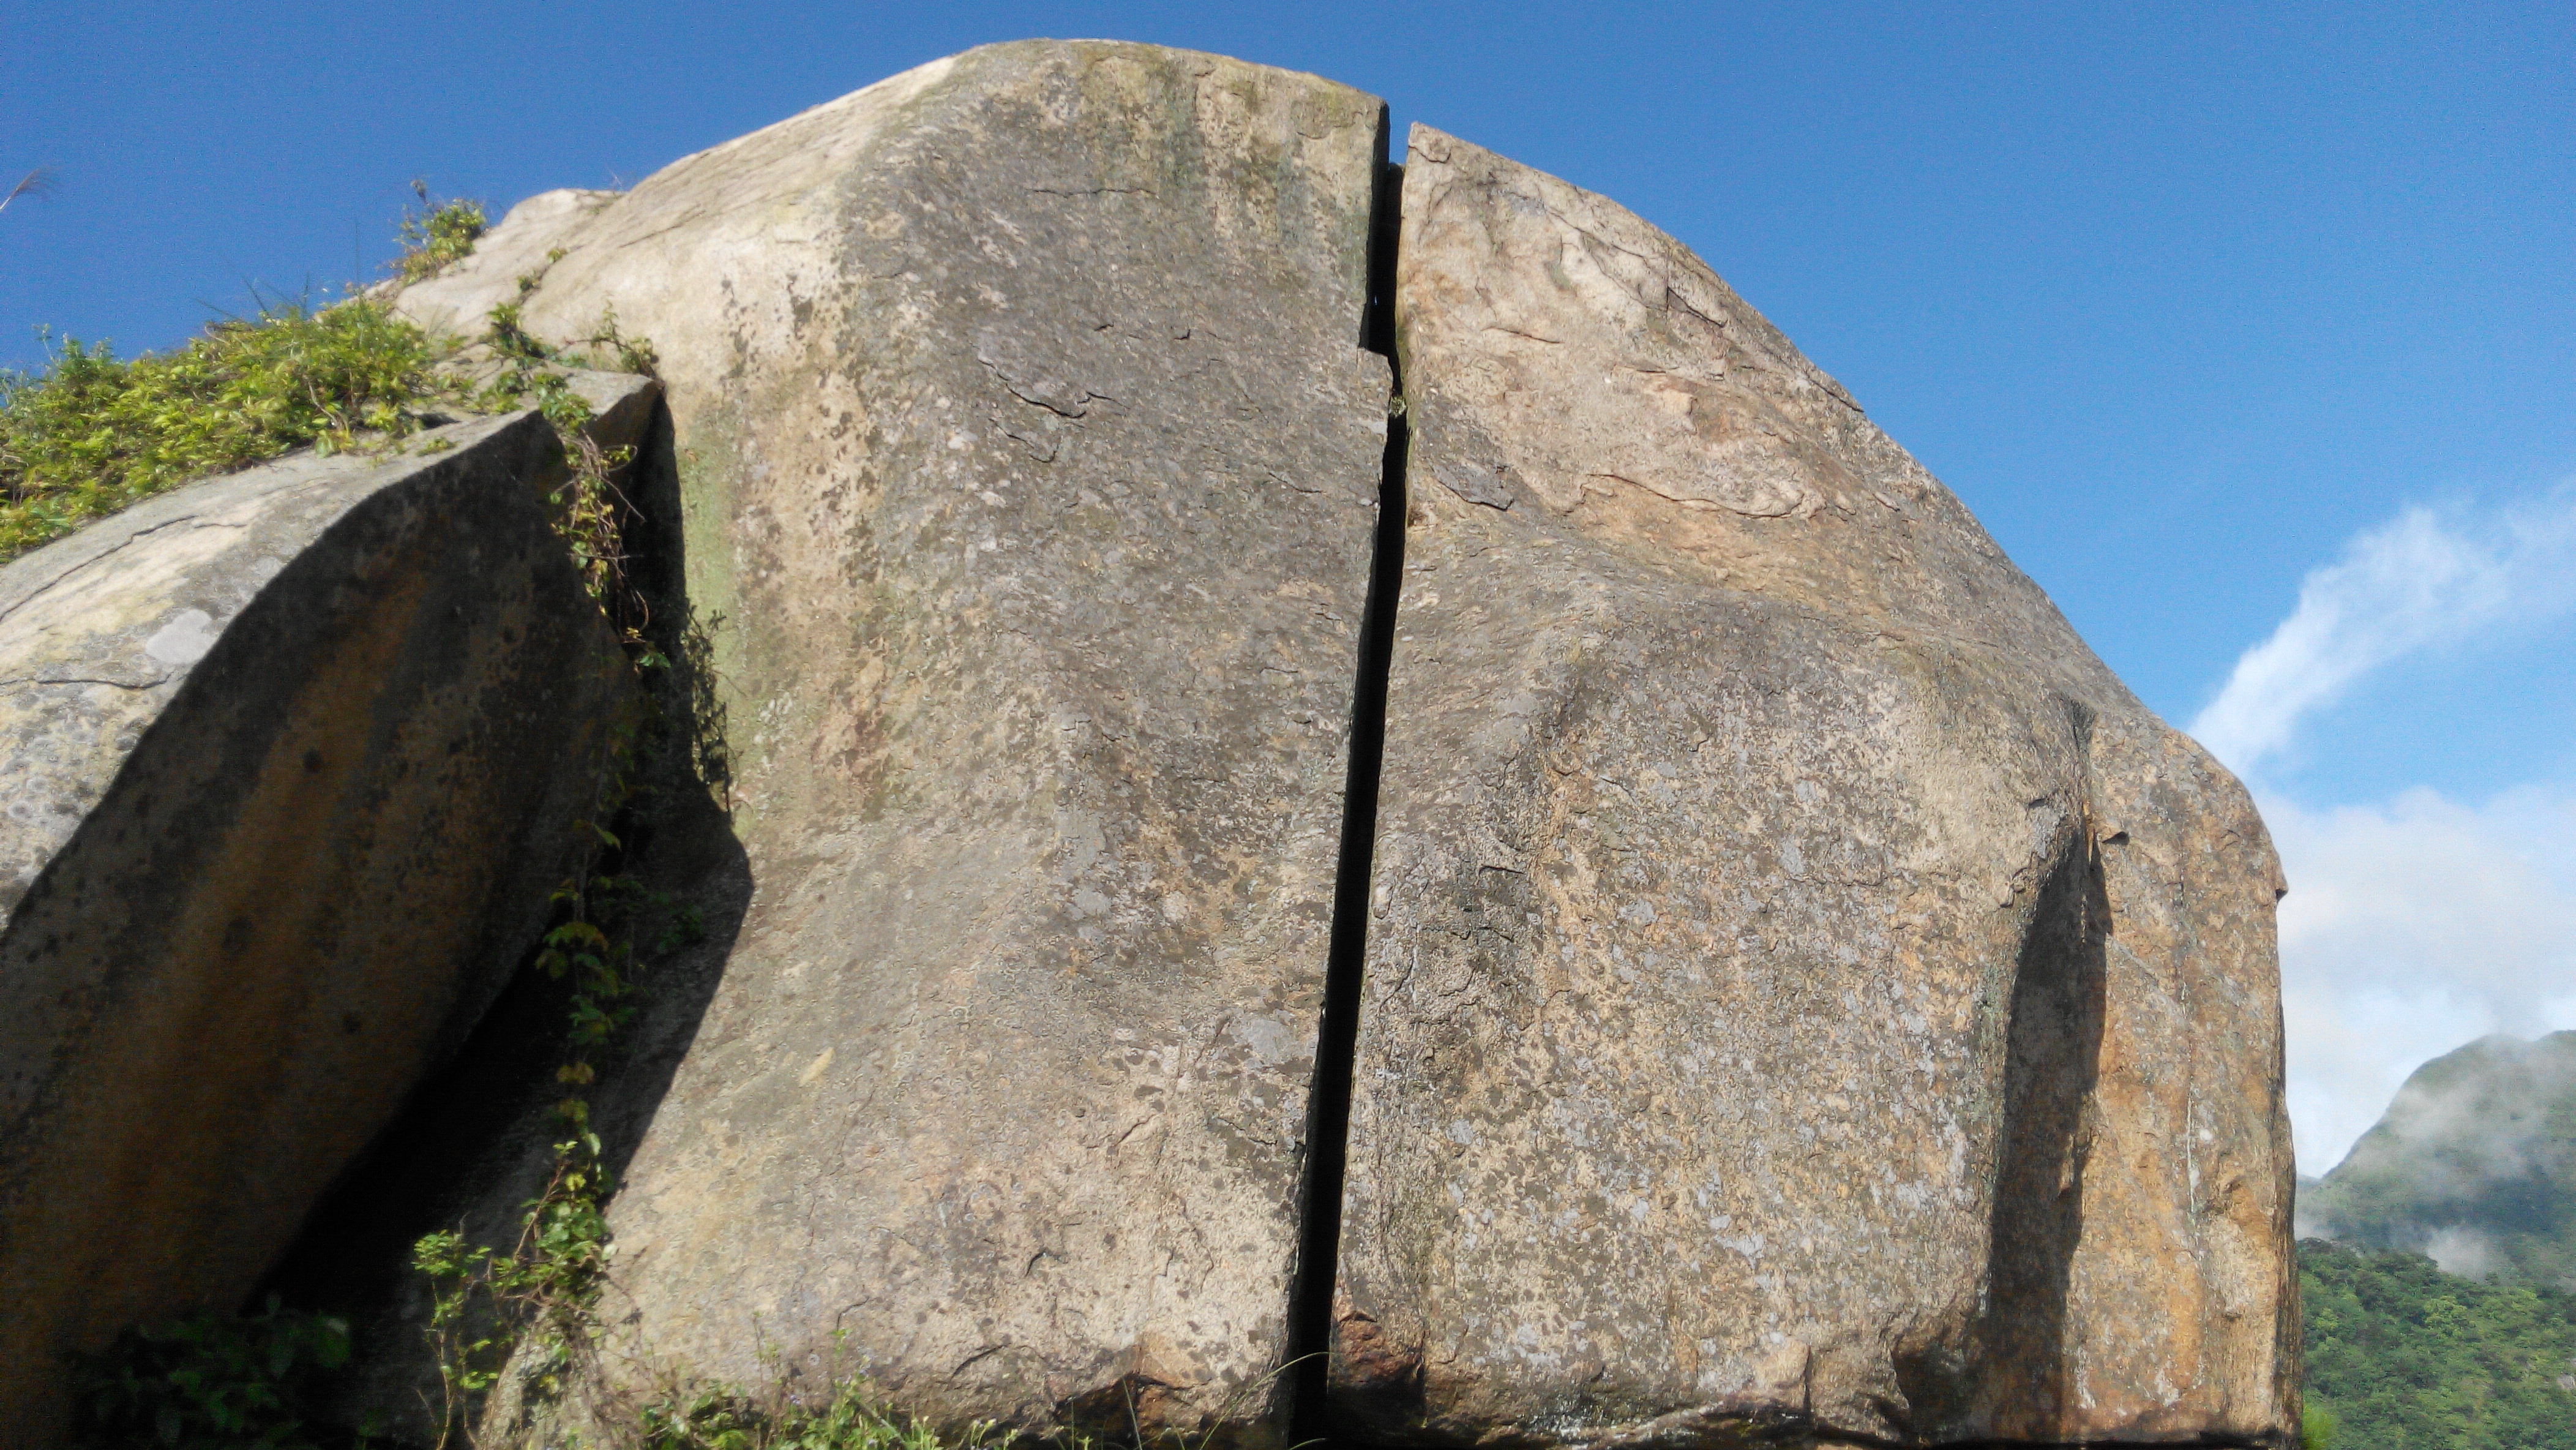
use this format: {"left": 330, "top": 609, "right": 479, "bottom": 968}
{"left": 346, "top": 50, "right": 2301, "bottom": 1450}
{"left": 399, "top": 39, "right": 1391, "bottom": 1446}
{"left": 1327, "top": 126, "right": 2297, "bottom": 1449}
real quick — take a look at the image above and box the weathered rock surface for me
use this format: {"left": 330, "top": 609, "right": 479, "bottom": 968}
{"left": 1328, "top": 127, "right": 2296, "bottom": 1447}
{"left": 394, "top": 40, "right": 1391, "bottom": 1442}
{"left": 391, "top": 186, "right": 626, "bottom": 339}
{"left": 0, "top": 405, "right": 643, "bottom": 1436}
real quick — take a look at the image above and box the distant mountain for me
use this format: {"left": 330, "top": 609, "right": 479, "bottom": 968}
{"left": 2304, "top": 1031, "right": 2576, "bottom": 1287}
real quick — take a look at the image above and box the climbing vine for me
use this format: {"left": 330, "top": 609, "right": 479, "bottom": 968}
{"left": 481, "top": 277, "right": 665, "bottom": 656}
{"left": 408, "top": 800, "right": 702, "bottom": 1444}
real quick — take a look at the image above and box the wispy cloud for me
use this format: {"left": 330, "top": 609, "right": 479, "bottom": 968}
{"left": 2190, "top": 486, "right": 2576, "bottom": 776}
{"left": 2187, "top": 484, "right": 2576, "bottom": 1172}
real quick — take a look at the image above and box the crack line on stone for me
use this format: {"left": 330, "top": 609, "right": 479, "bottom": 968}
{"left": 1286, "top": 124, "right": 1405, "bottom": 1446}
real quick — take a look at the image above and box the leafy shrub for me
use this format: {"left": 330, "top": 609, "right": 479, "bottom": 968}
{"left": 70, "top": 1297, "right": 360, "bottom": 1449}
{"left": 395, "top": 195, "right": 490, "bottom": 284}
{"left": 0, "top": 302, "right": 448, "bottom": 562}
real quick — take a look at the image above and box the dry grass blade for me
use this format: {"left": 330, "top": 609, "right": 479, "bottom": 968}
{"left": 0, "top": 167, "right": 54, "bottom": 214}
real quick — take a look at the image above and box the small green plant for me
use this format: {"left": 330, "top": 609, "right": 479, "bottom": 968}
{"left": 411, "top": 828, "right": 659, "bottom": 1443}
{"left": 0, "top": 301, "right": 453, "bottom": 561}
{"left": 70, "top": 1296, "right": 362, "bottom": 1449}
{"left": 479, "top": 296, "right": 664, "bottom": 653}
{"left": 395, "top": 184, "right": 490, "bottom": 284}
{"left": 637, "top": 1378, "right": 998, "bottom": 1450}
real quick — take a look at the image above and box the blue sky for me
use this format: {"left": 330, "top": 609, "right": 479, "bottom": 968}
{"left": 7, "top": 1, "right": 2570, "bottom": 1168}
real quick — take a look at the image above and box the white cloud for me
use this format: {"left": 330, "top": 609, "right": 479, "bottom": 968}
{"left": 2184, "top": 486, "right": 2576, "bottom": 1173}
{"left": 2190, "top": 486, "right": 2576, "bottom": 776}
{"left": 2268, "top": 783, "right": 2576, "bottom": 1171}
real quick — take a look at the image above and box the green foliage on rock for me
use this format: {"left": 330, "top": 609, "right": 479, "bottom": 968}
{"left": 410, "top": 844, "right": 676, "bottom": 1440}
{"left": 636, "top": 1379, "right": 996, "bottom": 1450}
{"left": 0, "top": 182, "right": 507, "bottom": 567}
{"left": 2301, "top": 1238, "right": 2576, "bottom": 1450}
{"left": 395, "top": 195, "right": 491, "bottom": 284}
{"left": 0, "top": 302, "right": 452, "bottom": 562}
{"left": 69, "top": 1297, "right": 366, "bottom": 1449}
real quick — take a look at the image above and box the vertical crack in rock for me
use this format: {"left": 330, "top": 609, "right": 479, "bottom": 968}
{"left": 1290, "top": 137, "right": 1407, "bottom": 1443}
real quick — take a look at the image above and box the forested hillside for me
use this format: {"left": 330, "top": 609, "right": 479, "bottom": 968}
{"left": 2301, "top": 1239, "right": 2576, "bottom": 1449}
{"left": 2305, "top": 1033, "right": 2576, "bottom": 1286}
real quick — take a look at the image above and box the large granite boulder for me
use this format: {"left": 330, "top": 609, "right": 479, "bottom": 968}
{"left": 1327, "top": 127, "right": 2296, "bottom": 1447}
{"left": 393, "top": 40, "right": 1391, "bottom": 1443}
{"left": 0, "top": 405, "right": 642, "bottom": 1437}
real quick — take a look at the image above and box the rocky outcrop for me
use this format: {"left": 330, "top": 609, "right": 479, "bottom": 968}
{"left": 391, "top": 41, "right": 1391, "bottom": 1443}
{"left": 1326, "top": 127, "right": 2297, "bottom": 1447}
{"left": 0, "top": 402, "right": 645, "bottom": 1436}
{"left": 0, "top": 41, "right": 2294, "bottom": 1449}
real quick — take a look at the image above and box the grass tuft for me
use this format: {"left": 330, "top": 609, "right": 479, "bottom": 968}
{"left": 637, "top": 1380, "right": 997, "bottom": 1450}
{"left": 0, "top": 301, "right": 453, "bottom": 563}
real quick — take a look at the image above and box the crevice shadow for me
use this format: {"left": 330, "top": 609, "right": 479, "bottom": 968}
{"left": 1969, "top": 818, "right": 2113, "bottom": 1434}
{"left": 258, "top": 397, "right": 751, "bottom": 1441}
{"left": 1288, "top": 117, "right": 1408, "bottom": 1447}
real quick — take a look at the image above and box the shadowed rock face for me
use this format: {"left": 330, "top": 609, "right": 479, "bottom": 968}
{"left": 0, "top": 409, "right": 637, "bottom": 1438}
{"left": 1327, "top": 127, "right": 2296, "bottom": 1448}
{"left": 396, "top": 40, "right": 1391, "bottom": 1444}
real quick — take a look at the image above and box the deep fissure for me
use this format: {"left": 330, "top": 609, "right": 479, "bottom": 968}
{"left": 1287, "top": 139, "right": 1406, "bottom": 1443}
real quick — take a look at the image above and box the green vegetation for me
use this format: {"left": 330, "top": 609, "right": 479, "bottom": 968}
{"left": 410, "top": 812, "right": 698, "bottom": 1443}
{"left": 0, "top": 301, "right": 454, "bottom": 561}
{"left": 70, "top": 1297, "right": 365, "bottom": 1449}
{"left": 2306, "top": 1032, "right": 2576, "bottom": 1288}
{"left": 634, "top": 1380, "right": 996, "bottom": 1450}
{"left": 2301, "top": 1237, "right": 2576, "bottom": 1450}
{"left": 479, "top": 291, "right": 664, "bottom": 652}
{"left": 395, "top": 190, "right": 490, "bottom": 284}
{"left": 0, "top": 182, "right": 527, "bottom": 567}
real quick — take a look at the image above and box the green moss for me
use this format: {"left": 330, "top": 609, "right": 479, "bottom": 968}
{"left": 0, "top": 301, "right": 452, "bottom": 563}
